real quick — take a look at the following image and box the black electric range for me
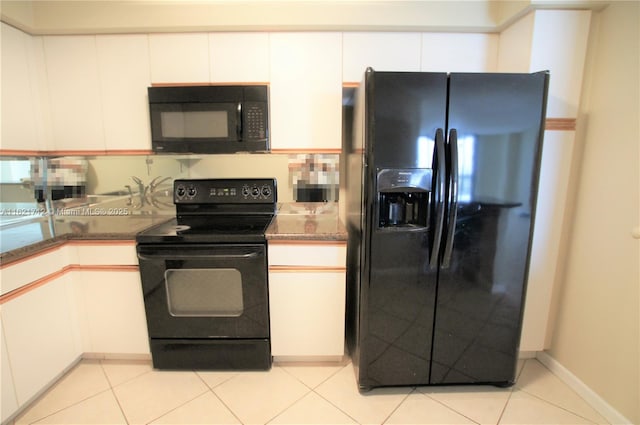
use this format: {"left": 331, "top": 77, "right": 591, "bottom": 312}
{"left": 136, "top": 178, "right": 277, "bottom": 370}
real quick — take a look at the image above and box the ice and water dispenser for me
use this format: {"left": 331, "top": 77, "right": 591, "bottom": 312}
{"left": 377, "top": 169, "right": 432, "bottom": 229}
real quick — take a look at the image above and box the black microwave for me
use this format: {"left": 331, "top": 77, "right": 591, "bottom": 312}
{"left": 148, "top": 85, "right": 269, "bottom": 154}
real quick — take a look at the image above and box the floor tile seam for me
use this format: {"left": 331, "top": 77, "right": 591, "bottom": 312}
{"left": 513, "top": 358, "right": 530, "bottom": 382}
{"left": 415, "top": 389, "right": 483, "bottom": 425}
{"left": 193, "top": 369, "right": 239, "bottom": 391}
{"left": 144, "top": 387, "right": 213, "bottom": 425}
{"left": 519, "top": 357, "right": 608, "bottom": 420}
{"left": 263, "top": 387, "right": 314, "bottom": 425}
{"left": 22, "top": 387, "right": 118, "bottom": 425}
{"left": 308, "top": 387, "right": 362, "bottom": 424}
{"left": 206, "top": 386, "right": 244, "bottom": 425}
{"left": 379, "top": 386, "right": 417, "bottom": 425}
{"left": 514, "top": 360, "right": 606, "bottom": 423}
{"left": 99, "top": 360, "right": 153, "bottom": 390}
{"left": 106, "top": 387, "right": 131, "bottom": 425}
{"left": 495, "top": 384, "right": 516, "bottom": 425}
{"left": 97, "top": 360, "right": 146, "bottom": 424}
{"left": 277, "top": 361, "right": 351, "bottom": 391}
{"left": 514, "top": 387, "right": 604, "bottom": 424}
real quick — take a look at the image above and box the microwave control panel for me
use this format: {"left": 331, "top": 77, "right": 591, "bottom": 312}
{"left": 244, "top": 102, "right": 267, "bottom": 141}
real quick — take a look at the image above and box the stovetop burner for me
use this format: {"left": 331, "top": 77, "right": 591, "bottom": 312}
{"left": 136, "top": 178, "right": 277, "bottom": 244}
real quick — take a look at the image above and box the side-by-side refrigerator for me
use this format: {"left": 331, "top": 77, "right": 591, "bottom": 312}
{"left": 344, "top": 69, "right": 549, "bottom": 391}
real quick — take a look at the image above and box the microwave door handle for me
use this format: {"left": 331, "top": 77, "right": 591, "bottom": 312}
{"left": 236, "top": 102, "right": 243, "bottom": 140}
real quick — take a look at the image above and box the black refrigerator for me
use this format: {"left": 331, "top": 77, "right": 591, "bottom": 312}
{"left": 344, "top": 68, "right": 549, "bottom": 391}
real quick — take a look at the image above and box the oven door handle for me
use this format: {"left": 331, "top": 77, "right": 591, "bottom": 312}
{"left": 138, "top": 252, "right": 260, "bottom": 260}
{"left": 137, "top": 245, "right": 264, "bottom": 260}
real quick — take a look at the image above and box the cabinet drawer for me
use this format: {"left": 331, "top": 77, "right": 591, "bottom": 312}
{"left": 268, "top": 241, "right": 346, "bottom": 268}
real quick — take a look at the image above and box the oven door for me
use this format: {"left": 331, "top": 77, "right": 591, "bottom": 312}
{"left": 137, "top": 243, "right": 269, "bottom": 339}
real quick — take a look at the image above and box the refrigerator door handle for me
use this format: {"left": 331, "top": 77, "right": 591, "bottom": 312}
{"left": 429, "top": 128, "right": 446, "bottom": 269}
{"left": 442, "top": 128, "right": 459, "bottom": 269}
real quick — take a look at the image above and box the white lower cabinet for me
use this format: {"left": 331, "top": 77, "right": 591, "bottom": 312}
{"left": 269, "top": 271, "right": 345, "bottom": 358}
{"left": 1, "top": 273, "right": 81, "bottom": 410}
{"left": 1, "top": 325, "right": 19, "bottom": 423}
{"left": 268, "top": 242, "right": 346, "bottom": 360}
{"left": 74, "top": 270, "right": 149, "bottom": 356}
{"left": 0, "top": 242, "right": 148, "bottom": 421}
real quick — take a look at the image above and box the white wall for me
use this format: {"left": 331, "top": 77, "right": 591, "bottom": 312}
{"left": 547, "top": 2, "right": 640, "bottom": 423}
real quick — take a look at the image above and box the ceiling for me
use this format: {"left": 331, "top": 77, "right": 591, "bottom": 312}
{"left": 0, "top": 0, "right": 607, "bottom": 35}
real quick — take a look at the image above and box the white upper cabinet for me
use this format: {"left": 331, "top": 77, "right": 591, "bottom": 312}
{"left": 44, "top": 36, "right": 105, "bottom": 151}
{"left": 96, "top": 35, "right": 152, "bottom": 151}
{"left": 1, "top": 23, "right": 41, "bottom": 151}
{"left": 209, "top": 33, "right": 270, "bottom": 83}
{"left": 269, "top": 33, "right": 342, "bottom": 151}
{"left": 342, "top": 32, "right": 422, "bottom": 83}
{"left": 149, "top": 33, "right": 210, "bottom": 84}
{"left": 421, "top": 33, "right": 498, "bottom": 72}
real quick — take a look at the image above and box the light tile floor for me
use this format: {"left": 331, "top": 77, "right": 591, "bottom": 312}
{"left": 11, "top": 358, "right": 609, "bottom": 424}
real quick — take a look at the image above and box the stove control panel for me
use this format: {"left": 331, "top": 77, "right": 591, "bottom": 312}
{"left": 174, "top": 178, "right": 277, "bottom": 204}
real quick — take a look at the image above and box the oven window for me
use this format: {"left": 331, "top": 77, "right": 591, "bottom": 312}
{"left": 165, "top": 268, "right": 243, "bottom": 317}
{"left": 161, "top": 110, "right": 229, "bottom": 138}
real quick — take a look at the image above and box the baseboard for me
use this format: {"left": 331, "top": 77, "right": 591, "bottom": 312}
{"left": 536, "top": 351, "right": 633, "bottom": 425}
{"left": 82, "top": 352, "right": 152, "bottom": 361}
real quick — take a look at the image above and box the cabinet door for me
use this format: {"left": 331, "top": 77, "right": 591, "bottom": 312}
{"left": 209, "top": 33, "right": 269, "bottom": 83}
{"left": 342, "top": 32, "right": 422, "bottom": 83}
{"left": 74, "top": 271, "right": 150, "bottom": 355}
{"left": 269, "top": 271, "right": 345, "bottom": 357}
{"left": 421, "top": 33, "right": 498, "bottom": 72}
{"left": 1, "top": 23, "right": 40, "bottom": 151}
{"left": 96, "top": 35, "right": 151, "bottom": 151}
{"left": 149, "top": 33, "right": 209, "bottom": 84}
{"left": 1, "top": 274, "right": 81, "bottom": 406}
{"left": 43, "top": 36, "right": 105, "bottom": 151}
{"left": 1, "top": 327, "right": 18, "bottom": 423}
{"left": 269, "top": 33, "right": 342, "bottom": 151}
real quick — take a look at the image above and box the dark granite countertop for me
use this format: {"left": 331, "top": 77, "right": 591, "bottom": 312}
{"left": 0, "top": 213, "right": 174, "bottom": 265}
{"left": 266, "top": 203, "right": 347, "bottom": 241}
{"left": 0, "top": 201, "right": 346, "bottom": 266}
{"left": 0, "top": 195, "right": 175, "bottom": 265}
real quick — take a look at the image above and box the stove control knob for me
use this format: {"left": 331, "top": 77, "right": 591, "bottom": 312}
{"left": 242, "top": 185, "right": 251, "bottom": 197}
{"left": 187, "top": 186, "right": 197, "bottom": 198}
{"left": 251, "top": 186, "right": 260, "bottom": 198}
{"left": 261, "top": 185, "right": 272, "bottom": 198}
{"left": 176, "top": 185, "right": 186, "bottom": 199}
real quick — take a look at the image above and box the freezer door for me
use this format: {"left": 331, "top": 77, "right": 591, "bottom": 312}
{"left": 354, "top": 71, "right": 448, "bottom": 389}
{"left": 430, "top": 72, "right": 549, "bottom": 385}
{"left": 370, "top": 71, "right": 448, "bottom": 169}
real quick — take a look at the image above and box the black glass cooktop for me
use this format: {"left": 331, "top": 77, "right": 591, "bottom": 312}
{"left": 136, "top": 215, "right": 273, "bottom": 244}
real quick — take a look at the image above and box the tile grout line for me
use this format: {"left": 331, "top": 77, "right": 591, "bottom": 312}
{"left": 515, "top": 387, "right": 603, "bottom": 425}
{"left": 98, "top": 360, "right": 130, "bottom": 425}
{"left": 494, "top": 358, "right": 528, "bottom": 425}
{"left": 145, "top": 387, "right": 212, "bottom": 425}
{"left": 495, "top": 386, "right": 515, "bottom": 425}
{"left": 193, "top": 370, "right": 244, "bottom": 425}
{"left": 263, "top": 363, "right": 325, "bottom": 424}
{"left": 418, "top": 389, "right": 483, "bottom": 425}
{"left": 278, "top": 362, "right": 361, "bottom": 424}
{"left": 514, "top": 359, "right": 607, "bottom": 425}
{"left": 16, "top": 360, "right": 109, "bottom": 425}
{"left": 380, "top": 387, "right": 416, "bottom": 425}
